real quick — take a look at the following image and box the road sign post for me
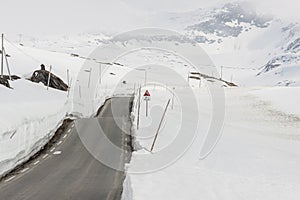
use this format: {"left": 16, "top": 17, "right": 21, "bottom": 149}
{"left": 143, "top": 90, "right": 151, "bottom": 117}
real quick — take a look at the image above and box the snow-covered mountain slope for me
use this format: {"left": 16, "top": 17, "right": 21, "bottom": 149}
{"left": 17, "top": 33, "right": 110, "bottom": 56}
{"left": 14, "top": 1, "right": 300, "bottom": 86}
{"left": 150, "top": 2, "right": 300, "bottom": 86}
{"left": 186, "top": 2, "right": 272, "bottom": 42}
{"left": 255, "top": 24, "right": 300, "bottom": 86}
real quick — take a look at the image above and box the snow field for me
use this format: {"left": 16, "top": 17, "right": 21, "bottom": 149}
{"left": 123, "top": 86, "right": 300, "bottom": 200}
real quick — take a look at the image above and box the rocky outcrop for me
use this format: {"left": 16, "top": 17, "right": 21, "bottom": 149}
{"left": 30, "top": 70, "right": 68, "bottom": 91}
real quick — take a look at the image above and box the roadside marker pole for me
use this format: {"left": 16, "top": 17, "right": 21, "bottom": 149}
{"left": 137, "top": 85, "right": 141, "bottom": 130}
{"left": 3, "top": 48, "right": 11, "bottom": 80}
{"left": 99, "top": 63, "right": 102, "bottom": 84}
{"left": 88, "top": 68, "right": 92, "bottom": 88}
{"left": 69, "top": 78, "right": 72, "bottom": 98}
{"left": 199, "top": 78, "right": 201, "bottom": 88}
{"left": 134, "top": 85, "right": 139, "bottom": 111}
{"left": 187, "top": 71, "right": 190, "bottom": 86}
{"left": 67, "top": 69, "right": 70, "bottom": 97}
{"left": 1, "top": 33, "right": 3, "bottom": 78}
{"left": 220, "top": 66, "right": 223, "bottom": 79}
{"left": 47, "top": 65, "right": 52, "bottom": 90}
{"left": 144, "top": 70, "right": 147, "bottom": 86}
{"left": 79, "top": 85, "right": 82, "bottom": 98}
{"left": 133, "top": 83, "right": 137, "bottom": 97}
{"left": 171, "top": 87, "right": 175, "bottom": 110}
{"left": 150, "top": 99, "right": 171, "bottom": 152}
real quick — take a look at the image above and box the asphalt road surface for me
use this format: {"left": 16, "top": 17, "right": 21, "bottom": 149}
{"left": 0, "top": 97, "right": 133, "bottom": 200}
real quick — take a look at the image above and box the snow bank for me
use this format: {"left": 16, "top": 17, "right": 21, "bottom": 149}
{"left": 123, "top": 86, "right": 300, "bottom": 200}
{"left": 121, "top": 175, "right": 133, "bottom": 200}
{"left": 0, "top": 41, "right": 85, "bottom": 177}
{"left": 0, "top": 38, "right": 135, "bottom": 177}
{"left": 0, "top": 80, "right": 70, "bottom": 176}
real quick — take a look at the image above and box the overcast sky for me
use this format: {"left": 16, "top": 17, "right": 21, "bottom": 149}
{"left": 1, "top": 0, "right": 299, "bottom": 36}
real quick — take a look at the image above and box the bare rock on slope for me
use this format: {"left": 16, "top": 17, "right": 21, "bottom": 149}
{"left": 30, "top": 70, "right": 68, "bottom": 91}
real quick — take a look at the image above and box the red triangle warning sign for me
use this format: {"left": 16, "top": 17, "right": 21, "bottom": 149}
{"left": 143, "top": 90, "right": 150, "bottom": 96}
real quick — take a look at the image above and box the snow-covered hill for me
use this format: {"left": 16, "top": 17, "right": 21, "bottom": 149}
{"left": 151, "top": 2, "right": 300, "bottom": 86}
{"left": 12, "top": 1, "right": 300, "bottom": 86}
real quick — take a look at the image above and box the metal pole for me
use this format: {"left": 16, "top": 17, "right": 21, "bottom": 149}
{"left": 47, "top": 65, "right": 52, "bottom": 90}
{"left": 146, "top": 99, "right": 148, "bottom": 117}
{"left": 3, "top": 48, "right": 11, "bottom": 80}
{"left": 137, "top": 85, "right": 141, "bottom": 130}
{"left": 150, "top": 99, "right": 171, "bottom": 152}
{"left": 1, "top": 33, "right": 4, "bottom": 78}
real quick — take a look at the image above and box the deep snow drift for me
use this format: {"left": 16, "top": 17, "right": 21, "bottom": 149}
{"left": 122, "top": 86, "right": 300, "bottom": 200}
{"left": 0, "top": 42, "right": 84, "bottom": 176}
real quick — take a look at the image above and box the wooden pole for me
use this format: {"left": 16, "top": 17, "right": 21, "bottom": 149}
{"left": 150, "top": 99, "right": 171, "bottom": 152}
{"left": 47, "top": 65, "right": 52, "bottom": 90}
{"left": 3, "top": 48, "right": 11, "bottom": 80}
{"left": 1, "top": 33, "right": 4, "bottom": 78}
